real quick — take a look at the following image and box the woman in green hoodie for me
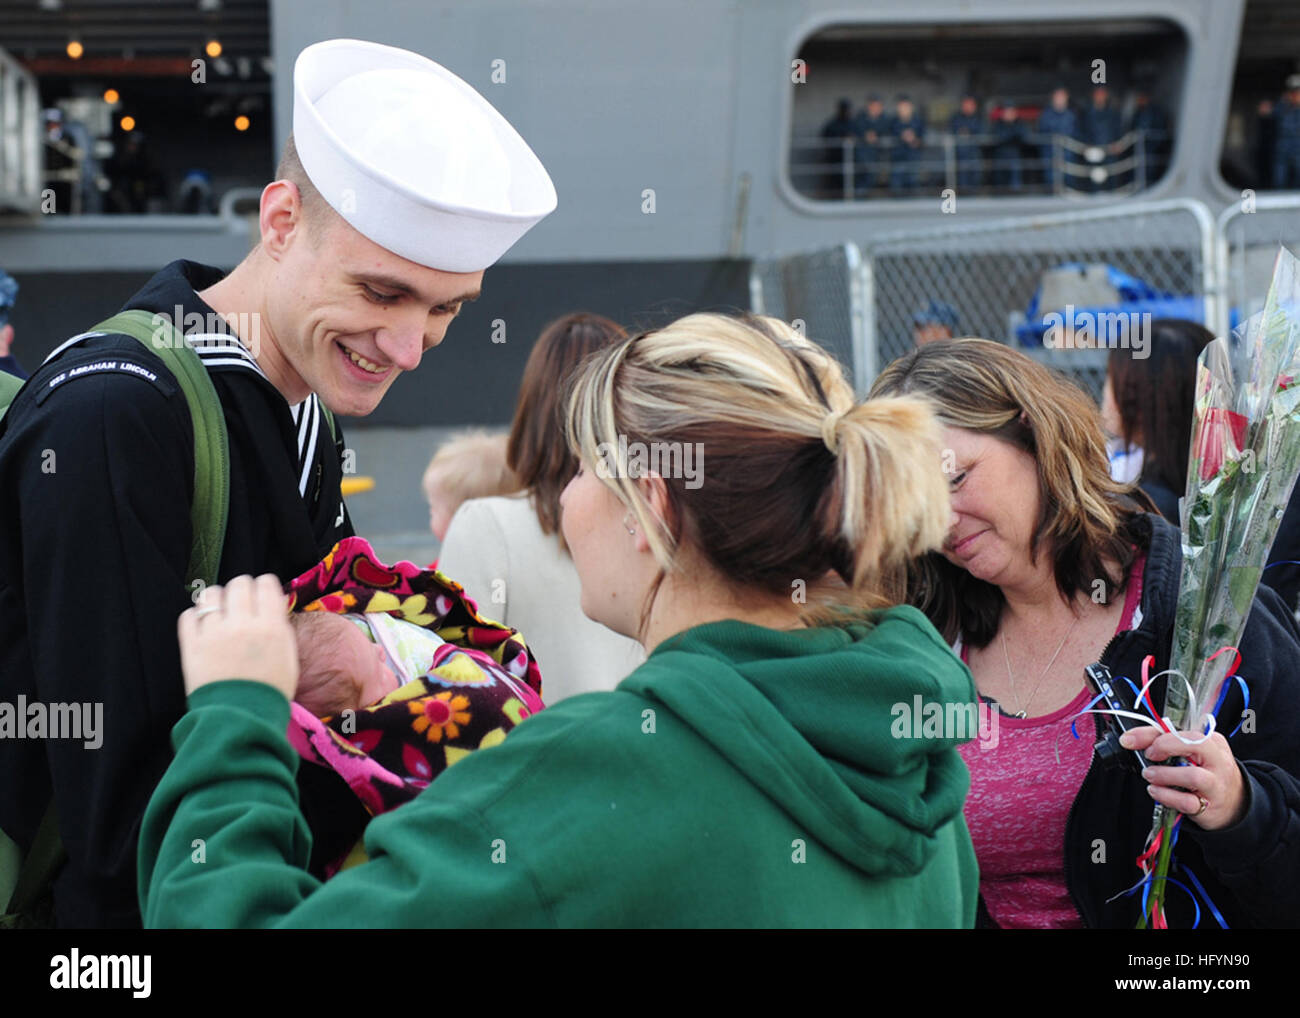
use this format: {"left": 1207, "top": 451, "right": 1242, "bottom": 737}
{"left": 139, "top": 312, "right": 980, "bottom": 928}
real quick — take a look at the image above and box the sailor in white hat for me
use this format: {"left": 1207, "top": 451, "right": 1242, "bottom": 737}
{"left": 201, "top": 37, "right": 557, "bottom": 417}
{"left": 0, "top": 39, "right": 555, "bottom": 927}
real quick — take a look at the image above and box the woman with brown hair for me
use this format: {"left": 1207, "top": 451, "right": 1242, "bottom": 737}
{"left": 140, "top": 313, "right": 980, "bottom": 928}
{"left": 871, "top": 338, "right": 1300, "bottom": 929}
{"left": 1100, "top": 318, "right": 1213, "bottom": 522}
{"left": 436, "top": 312, "right": 645, "bottom": 702}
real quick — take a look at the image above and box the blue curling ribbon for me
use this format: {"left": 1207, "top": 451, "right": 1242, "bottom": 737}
{"left": 1093, "top": 668, "right": 1250, "bottom": 740}
{"left": 1173, "top": 857, "right": 1231, "bottom": 930}
{"left": 1163, "top": 802, "right": 1232, "bottom": 928}
{"left": 1070, "top": 690, "right": 1109, "bottom": 740}
{"left": 1263, "top": 559, "right": 1300, "bottom": 570}
{"left": 1208, "top": 675, "right": 1251, "bottom": 738}
{"left": 1136, "top": 869, "right": 1203, "bottom": 929}
{"left": 1089, "top": 667, "right": 1252, "bottom": 929}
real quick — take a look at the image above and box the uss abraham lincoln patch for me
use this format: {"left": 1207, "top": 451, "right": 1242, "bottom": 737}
{"left": 35, "top": 357, "right": 178, "bottom": 405}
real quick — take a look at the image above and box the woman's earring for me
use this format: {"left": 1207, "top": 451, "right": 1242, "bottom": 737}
{"left": 623, "top": 511, "right": 637, "bottom": 536}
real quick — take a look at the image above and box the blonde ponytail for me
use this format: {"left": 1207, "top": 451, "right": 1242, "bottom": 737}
{"left": 827, "top": 396, "right": 951, "bottom": 607}
{"left": 565, "top": 312, "right": 953, "bottom": 624}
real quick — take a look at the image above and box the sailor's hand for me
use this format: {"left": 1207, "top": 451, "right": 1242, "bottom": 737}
{"left": 1122, "top": 726, "right": 1248, "bottom": 831}
{"left": 178, "top": 574, "right": 299, "bottom": 699}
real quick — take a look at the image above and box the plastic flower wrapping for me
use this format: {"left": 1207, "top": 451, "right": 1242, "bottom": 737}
{"left": 1143, "top": 246, "right": 1300, "bottom": 927}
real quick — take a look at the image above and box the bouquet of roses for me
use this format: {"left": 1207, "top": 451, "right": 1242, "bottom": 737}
{"left": 1142, "top": 246, "right": 1300, "bottom": 927}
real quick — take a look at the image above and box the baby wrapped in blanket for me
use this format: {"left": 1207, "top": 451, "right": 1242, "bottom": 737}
{"left": 290, "top": 611, "right": 443, "bottom": 718}
{"left": 284, "top": 537, "right": 547, "bottom": 876}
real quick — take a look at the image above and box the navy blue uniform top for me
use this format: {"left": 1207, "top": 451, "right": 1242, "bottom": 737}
{"left": 0, "top": 260, "right": 356, "bottom": 927}
{"left": 949, "top": 111, "right": 984, "bottom": 140}
{"left": 820, "top": 113, "right": 856, "bottom": 140}
{"left": 1078, "top": 103, "right": 1123, "bottom": 146}
{"left": 1037, "top": 106, "right": 1078, "bottom": 140}
{"left": 891, "top": 114, "right": 926, "bottom": 146}
{"left": 1273, "top": 99, "right": 1300, "bottom": 154}
{"left": 852, "top": 111, "right": 893, "bottom": 145}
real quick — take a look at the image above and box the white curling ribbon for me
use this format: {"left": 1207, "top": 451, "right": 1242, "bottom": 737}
{"left": 1074, "top": 708, "right": 1218, "bottom": 747}
{"left": 1074, "top": 667, "right": 1218, "bottom": 747}
{"left": 1146, "top": 667, "right": 1221, "bottom": 745}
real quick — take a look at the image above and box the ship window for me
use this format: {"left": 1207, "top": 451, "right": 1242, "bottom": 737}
{"left": 1219, "top": 0, "right": 1300, "bottom": 193}
{"left": 790, "top": 18, "right": 1187, "bottom": 202}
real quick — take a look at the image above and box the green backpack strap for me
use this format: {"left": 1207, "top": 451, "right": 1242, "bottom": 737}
{"left": 94, "top": 312, "right": 334, "bottom": 577}
{"left": 1, "top": 310, "right": 233, "bottom": 926}
{"left": 91, "top": 310, "right": 230, "bottom": 592}
{"left": 0, "top": 369, "right": 38, "bottom": 915}
{"left": 0, "top": 369, "right": 26, "bottom": 427}
{"left": 1, "top": 802, "right": 61, "bottom": 927}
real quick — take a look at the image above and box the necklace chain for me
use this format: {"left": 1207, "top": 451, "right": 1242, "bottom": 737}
{"left": 999, "top": 614, "right": 1078, "bottom": 719}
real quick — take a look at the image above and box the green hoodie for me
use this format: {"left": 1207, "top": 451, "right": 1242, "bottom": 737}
{"left": 139, "top": 606, "right": 979, "bottom": 928}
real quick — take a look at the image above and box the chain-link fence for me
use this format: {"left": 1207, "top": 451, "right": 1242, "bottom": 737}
{"left": 1215, "top": 194, "right": 1300, "bottom": 339}
{"left": 749, "top": 242, "right": 870, "bottom": 391}
{"left": 751, "top": 199, "right": 1218, "bottom": 401}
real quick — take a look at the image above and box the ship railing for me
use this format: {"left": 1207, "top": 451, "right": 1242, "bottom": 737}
{"left": 790, "top": 130, "right": 1168, "bottom": 201}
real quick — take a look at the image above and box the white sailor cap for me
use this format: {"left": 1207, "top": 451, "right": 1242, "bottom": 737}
{"left": 292, "top": 38, "right": 557, "bottom": 273}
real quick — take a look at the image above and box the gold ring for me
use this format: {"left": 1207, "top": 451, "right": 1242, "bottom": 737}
{"left": 1194, "top": 794, "right": 1210, "bottom": 817}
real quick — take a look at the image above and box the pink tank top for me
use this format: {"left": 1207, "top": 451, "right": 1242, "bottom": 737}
{"left": 958, "top": 555, "right": 1145, "bottom": 928}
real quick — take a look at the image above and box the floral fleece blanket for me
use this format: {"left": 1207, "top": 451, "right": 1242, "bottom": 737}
{"left": 283, "top": 537, "right": 546, "bottom": 874}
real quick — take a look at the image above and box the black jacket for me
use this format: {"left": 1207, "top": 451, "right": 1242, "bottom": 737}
{"left": 1260, "top": 489, "right": 1300, "bottom": 617}
{"left": 1064, "top": 512, "right": 1300, "bottom": 928}
{"left": 0, "top": 261, "right": 355, "bottom": 927}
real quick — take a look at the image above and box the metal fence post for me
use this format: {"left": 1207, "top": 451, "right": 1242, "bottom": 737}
{"left": 1213, "top": 194, "right": 1300, "bottom": 339}
{"left": 750, "top": 200, "right": 1237, "bottom": 401}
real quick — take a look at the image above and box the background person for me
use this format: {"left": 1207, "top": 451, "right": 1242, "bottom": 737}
{"left": 139, "top": 313, "right": 980, "bottom": 928}
{"left": 1077, "top": 85, "right": 1124, "bottom": 192}
{"left": 912, "top": 300, "right": 960, "bottom": 346}
{"left": 871, "top": 338, "right": 1300, "bottom": 929}
{"left": 949, "top": 93, "right": 984, "bottom": 191}
{"left": 437, "top": 313, "right": 644, "bottom": 701}
{"left": 1100, "top": 318, "right": 1213, "bottom": 522}
{"left": 819, "top": 98, "right": 858, "bottom": 196}
{"left": 422, "top": 431, "right": 519, "bottom": 542}
{"left": 1272, "top": 75, "right": 1300, "bottom": 190}
{"left": 1037, "top": 87, "right": 1077, "bottom": 190}
{"left": 853, "top": 94, "right": 891, "bottom": 196}
{"left": 0, "top": 270, "right": 26, "bottom": 380}
{"left": 889, "top": 95, "right": 925, "bottom": 193}
{"left": 1128, "top": 88, "right": 1170, "bottom": 185}
{"left": 991, "top": 104, "right": 1027, "bottom": 191}
{"left": 1255, "top": 98, "right": 1277, "bottom": 190}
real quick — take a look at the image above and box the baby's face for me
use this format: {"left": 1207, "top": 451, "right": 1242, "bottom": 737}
{"left": 338, "top": 621, "right": 402, "bottom": 706}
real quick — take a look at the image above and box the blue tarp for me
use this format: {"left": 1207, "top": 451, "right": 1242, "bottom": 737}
{"left": 1016, "top": 263, "right": 1239, "bottom": 346}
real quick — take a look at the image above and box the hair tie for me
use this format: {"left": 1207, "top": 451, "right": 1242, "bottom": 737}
{"left": 821, "top": 407, "right": 851, "bottom": 455}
